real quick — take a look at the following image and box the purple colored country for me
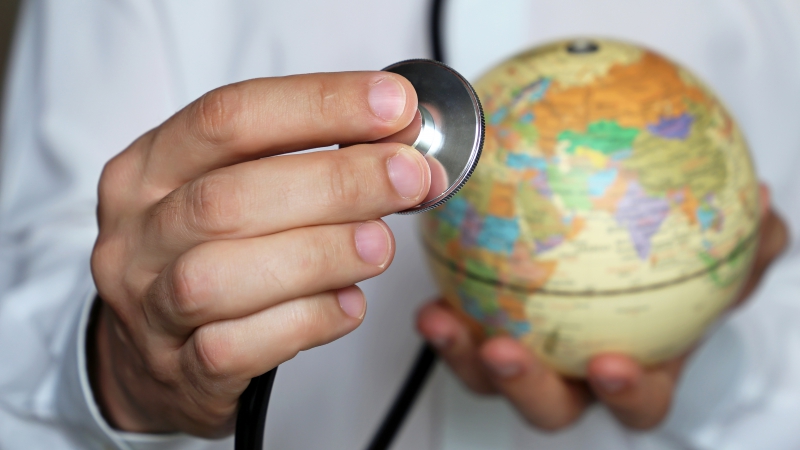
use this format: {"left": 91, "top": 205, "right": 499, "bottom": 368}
{"left": 615, "top": 181, "right": 671, "bottom": 259}
{"left": 647, "top": 113, "right": 693, "bottom": 139}
{"left": 460, "top": 205, "right": 483, "bottom": 248}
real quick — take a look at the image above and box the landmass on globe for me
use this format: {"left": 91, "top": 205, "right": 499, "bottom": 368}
{"left": 422, "top": 38, "right": 760, "bottom": 376}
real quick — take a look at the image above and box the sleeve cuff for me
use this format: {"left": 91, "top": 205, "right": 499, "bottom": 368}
{"left": 55, "top": 277, "right": 230, "bottom": 450}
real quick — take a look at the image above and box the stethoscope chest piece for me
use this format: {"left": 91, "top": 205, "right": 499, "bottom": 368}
{"left": 382, "top": 59, "right": 484, "bottom": 214}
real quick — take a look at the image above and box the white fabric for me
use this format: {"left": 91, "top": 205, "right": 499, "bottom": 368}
{"left": 0, "top": 1, "right": 799, "bottom": 449}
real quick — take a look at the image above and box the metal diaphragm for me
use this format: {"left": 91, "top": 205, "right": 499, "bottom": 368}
{"left": 382, "top": 59, "right": 485, "bottom": 214}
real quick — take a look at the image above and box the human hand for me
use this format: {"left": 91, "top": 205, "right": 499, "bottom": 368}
{"left": 417, "top": 184, "right": 788, "bottom": 430}
{"left": 89, "top": 72, "right": 429, "bottom": 436}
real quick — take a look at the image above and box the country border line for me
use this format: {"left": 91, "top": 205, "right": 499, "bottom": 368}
{"left": 422, "top": 226, "right": 759, "bottom": 297}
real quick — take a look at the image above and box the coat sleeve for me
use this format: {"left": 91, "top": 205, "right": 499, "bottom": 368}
{"left": 0, "top": 1, "right": 225, "bottom": 448}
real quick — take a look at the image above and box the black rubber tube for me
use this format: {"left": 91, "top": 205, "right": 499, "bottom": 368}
{"left": 430, "top": 0, "right": 446, "bottom": 63}
{"left": 366, "top": 344, "right": 438, "bottom": 450}
{"left": 234, "top": 368, "right": 277, "bottom": 450}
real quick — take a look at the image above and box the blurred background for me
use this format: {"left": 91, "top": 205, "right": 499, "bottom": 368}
{"left": 0, "top": 0, "right": 19, "bottom": 106}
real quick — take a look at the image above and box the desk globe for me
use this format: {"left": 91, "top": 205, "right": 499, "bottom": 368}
{"left": 421, "top": 38, "right": 760, "bottom": 376}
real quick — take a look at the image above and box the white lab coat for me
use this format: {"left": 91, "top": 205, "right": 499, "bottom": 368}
{"left": 1, "top": 1, "right": 800, "bottom": 449}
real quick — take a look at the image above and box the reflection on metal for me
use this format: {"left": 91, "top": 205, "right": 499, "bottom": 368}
{"left": 412, "top": 104, "right": 443, "bottom": 157}
{"left": 567, "top": 39, "right": 600, "bottom": 54}
{"left": 383, "top": 59, "right": 485, "bottom": 214}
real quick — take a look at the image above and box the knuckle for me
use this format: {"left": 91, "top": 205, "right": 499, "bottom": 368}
{"left": 302, "top": 78, "right": 345, "bottom": 127}
{"left": 148, "top": 191, "right": 182, "bottom": 237}
{"left": 168, "top": 255, "right": 212, "bottom": 322}
{"left": 97, "top": 157, "right": 121, "bottom": 199}
{"left": 91, "top": 236, "right": 126, "bottom": 300}
{"left": 318, "top": 155, "right": 370, "bottom": 209}
{"left": 283, "top": 299, "right": 329, "bottom": 351}
{"left": 195, "top": 85, "right": 242, "bottom": 147}
{"left": 187, "top": 173, "right": 242, "bottom": 235}
{"left": 142, "top": 349, "right": 181, "bottom": 385}
{"left": 98, "top": 153, "right": 135, "bottom": 209}
{"left": 298, "top": 229, "right": 343, "bottom": 273}
{"left": 193, "top": 326, "right": 234, "bottom": 380}
{"left": 90, "top": 236, "right": 114, "bottom": 281}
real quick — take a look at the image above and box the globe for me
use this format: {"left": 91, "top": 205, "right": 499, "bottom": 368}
{"left": 421, "top": 38, "right": 760, "bottom": 376}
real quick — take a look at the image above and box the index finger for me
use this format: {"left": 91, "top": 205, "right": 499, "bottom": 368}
{"left": 587, "top": 353, "right": 686, "bottom": 430}
{"left": 479, "top": 337, "right": 592, "bottom": 431}
{"left": 133, "top": 72, "right": 418, "bottom": 190}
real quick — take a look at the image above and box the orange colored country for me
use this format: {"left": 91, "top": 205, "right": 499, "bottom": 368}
{"left": 498, "top": 295, "right": 527, "bottom": 321}
{"left": 488, "top": 182, "right": 518, "bottom": 218}
{"left": 675, "top": 186, "right": 700, "bottom": 226}
{"left": 531, "top": 52, "right": 710, "bottom": 154}
{"left": 593, "top": 175, "right": 629, "bottom": 212}
{"left": 509, "top": 242, "right": 558, "bottom": 290}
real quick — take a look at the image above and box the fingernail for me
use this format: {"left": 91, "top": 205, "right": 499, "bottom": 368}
{"left": 369, "top": 76, "right": 406, "bottom": 122}
{"left": 355, "top": 221, "right": 390, "bottom": 267}
{"left": 593, "top": 377, "right": 628, "bottom": 394}
{"left": 486, "top": 360, "right": 523, "bottom": 379}
{"left": 388, "top": 148, "right": 424, "bottom": 199}
{"left": 337, "top": 286, "right": 366, "bottom": 319}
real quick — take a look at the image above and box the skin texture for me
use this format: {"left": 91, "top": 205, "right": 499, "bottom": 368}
{"left": 90, "top": 72, "right": 430, "bottom": 436}
{"left": 417, "top": 185, "right": 789, "bottom": 431}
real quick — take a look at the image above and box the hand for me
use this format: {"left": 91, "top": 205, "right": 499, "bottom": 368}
{"left": 417, "top": 184, "right": 788, "bottom": 431}
{"left": 89, "top": 72, "right": 429, "bottom": 436}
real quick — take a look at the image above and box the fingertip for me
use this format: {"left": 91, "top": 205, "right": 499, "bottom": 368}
{"left": 368, "top": 73, "right": 418, "bottom": 128}
{"left": 387, "top": 145, "right": 431, "bottom": 203}
{"left": 336, "top": 285, "right": 366, "bottom": 320}
{"left": 588, "top": 353, "right": 641, "bottom": 375}
{"left": 477, "top": 338, "right": 591, "bottom": 429}
{"left": 587, "top": 354, "right": 642, "bottom": 396}
{"left": 758, "top": 183, "right": 771, "bottom": 218}
{"left": 415, "top": 301, "right": 440, "bottom": 330}
{"left": 480, "top": 336, "right": 528, "bottom": 360}
{"left": 416, "top": 301, "right": 458, "bottom": 351}
{"left": 390, "top": 73, "right": 419, "bottom": 124}
{"left": 354, "top": 220, "right": 393, "bottom": 268}
{"left": 480, "top": 336, "right": 535, "bottom": 380}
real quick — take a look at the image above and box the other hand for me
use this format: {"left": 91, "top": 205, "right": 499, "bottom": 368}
{"left": 417, "top": 184, "right": 788, "bottom": 431}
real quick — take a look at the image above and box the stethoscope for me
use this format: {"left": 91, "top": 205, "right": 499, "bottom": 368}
{"left": 234, "top": 1, "right": 473, "bottom": 449}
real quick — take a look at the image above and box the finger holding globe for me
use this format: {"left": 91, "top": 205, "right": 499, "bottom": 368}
{"left": 417, "top": 38, "right": 788, "bottom": 430}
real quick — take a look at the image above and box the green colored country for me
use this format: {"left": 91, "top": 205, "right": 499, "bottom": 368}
{"left": 546, "top": 166, "right": 593, "bottom": 211}
{"left": 461, "top": 263, "right": 499, "bottom": 312}
{"left": 513, "top": 122, "right": 539, "bottom": 145}
{"left": 698, "top": 235, "right": 754, "bottom": 288}
{"left": 623, "top": 103, "right": 727, "bottom": 198}
{"left": 517, "top": 185, "right": 567, "bottom": 240}
{"left": 435, "top": 221, "right": 460, "bottom": 243}
{"left": 466, "top": 258, "right": 499, "bottom": 282}
{"left": 559, "top": 120, "right": 640, "bottom": 155}
{"left": 458, "top": 169, "right": 494, "bottom": 213}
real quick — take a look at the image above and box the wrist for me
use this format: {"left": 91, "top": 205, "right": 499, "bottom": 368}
{"left": 87, "top": 297, "right": 169, "bottom": 433}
